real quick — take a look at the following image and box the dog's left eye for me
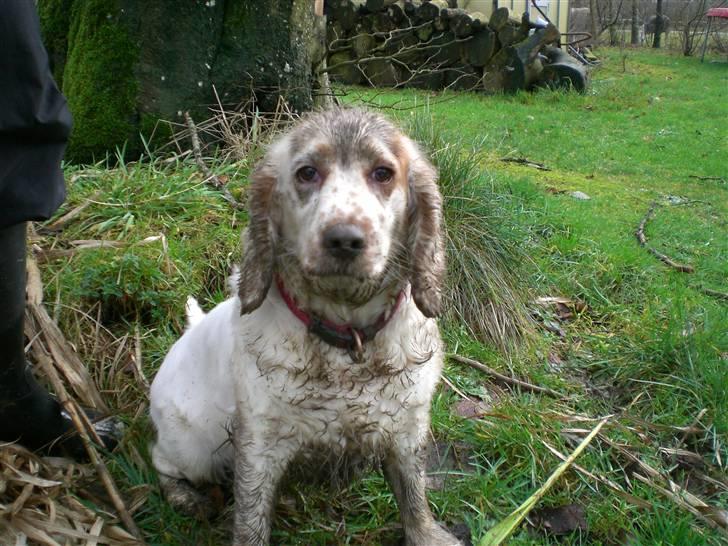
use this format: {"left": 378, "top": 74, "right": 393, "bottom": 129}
{"left": 296, "top": 166, "right": 320, "bottom": 183}
{"left": 371, "top": 167, "right": 394, "bottom": 184}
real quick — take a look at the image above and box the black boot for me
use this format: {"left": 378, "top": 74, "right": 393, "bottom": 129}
{"left": 0, "top": 222, "right": 120, "bottom": 456}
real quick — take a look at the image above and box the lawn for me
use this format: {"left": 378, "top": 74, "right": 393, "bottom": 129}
{"left": 11, "top": 47, "right": 728, "bottom": 545}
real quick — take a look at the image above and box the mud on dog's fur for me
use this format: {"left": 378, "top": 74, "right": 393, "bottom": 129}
{"left": 149, "top": 108, "right": 460, "bottom": 545}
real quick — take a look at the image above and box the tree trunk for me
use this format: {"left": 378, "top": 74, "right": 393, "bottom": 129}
{"left": 653, "top": 0, "right": 663, "bottom": 48}
{"left": 39, "top": 0, "right": 321, "bottom": 163}
{"left": 607, "top": 0, "right": 619, "bottom": 46}
{"left": 630, "top": 0, "right": 640, "bottom": 45}
{"left": 589, "top": 0, "right": 599, "bottom": 46}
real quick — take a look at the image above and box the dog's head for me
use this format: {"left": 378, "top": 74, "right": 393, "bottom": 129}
{"left": 237, "top": 108, "right": 445, "bottom": 317}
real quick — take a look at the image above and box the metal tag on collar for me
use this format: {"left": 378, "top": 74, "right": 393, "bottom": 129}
{"left": 348, "top": 328, "right": 364, "bottom": 363}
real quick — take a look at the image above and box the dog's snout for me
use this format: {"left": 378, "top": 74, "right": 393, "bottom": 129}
{"left": 323, "top": 224, "right": 366, "bottom": 260}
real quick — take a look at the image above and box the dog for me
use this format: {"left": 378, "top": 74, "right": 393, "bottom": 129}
{"left": 149, "top": 108, "right": 460, "bottom": 545}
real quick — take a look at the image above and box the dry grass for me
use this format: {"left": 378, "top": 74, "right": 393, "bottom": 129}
{"left": 162, "top": 93, "right": 298, "bottom": 165}
{"left": 0, "top": 443, "right": 141, "bottom": 545}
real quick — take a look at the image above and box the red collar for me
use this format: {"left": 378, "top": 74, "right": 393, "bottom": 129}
{"left": 275, "top": 275, "right": 405, "bottom": 361}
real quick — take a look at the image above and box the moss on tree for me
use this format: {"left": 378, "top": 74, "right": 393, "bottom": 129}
{"left": 61, "top": 0, "right": 139, "bottom": 162}
{"left": 39, "top": 0, "right": 318, "bottom": 163}
{"left": 37, "top": 0, "right": 76, "bottom": 86}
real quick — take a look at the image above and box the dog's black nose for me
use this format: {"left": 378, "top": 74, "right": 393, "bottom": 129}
{"left": 323, "top": 224, "right": 366, "bottom": 260}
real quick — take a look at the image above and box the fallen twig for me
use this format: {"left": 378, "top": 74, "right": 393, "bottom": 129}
{"left": 42, "top": 191, "right": 102, "bottom": 232}
{"left": 700, "top": 287, "right": 728, "bottom": 301}
{"left": 599, "top": 433, "right": 728, "bottom": 536}
{"left": 184, "top": 111, "right": 245, "bottom": 211}
{"left": 633, "top": 473, "right": 728, "bottom": 537}
{"left": 450, "top": 354, "right": 563, "bottom": 399}
{"left": 688, "top": 175, "right": 726, "bottom": 183}
{"left": 132, "top": 323, "right": 150, "bottom": 391}
{"left": 635, "top": 202, "right": 695, "bottom": 273}
{"left": 542, "top": 440, "right": 652, "bottom": 509}
{"left": 33, "top": 236, "right": 164, "bottom": 263}
{"left": 677, "top": 408, "right": 708, "bottom": 448}
{"left": 440, "top": 375, "right": 477, "bottom": 403}
{"left": 499, "top": 157, "right": 551, "bottom": 171}
{"left": 20, "top": 256, "right": 143, "bottom": 539}
{"left": 26, "top": 253, "right": 44, "bottom": 306}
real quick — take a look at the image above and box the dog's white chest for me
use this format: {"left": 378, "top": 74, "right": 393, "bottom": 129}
{"left": 236, "top": 314, "right": 441, "bottom": 454}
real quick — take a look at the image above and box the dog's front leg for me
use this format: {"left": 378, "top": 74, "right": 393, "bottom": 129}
{"left": 232, "top": 412, "right": 298, "bottom": 546}
{"left": 383, "top": 443, "right": 462, "bottom": 546}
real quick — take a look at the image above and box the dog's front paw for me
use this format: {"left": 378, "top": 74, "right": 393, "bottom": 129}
{"left": 405, "top": 523, "right": 464, "bottom": 546}
{"left": 159, "top": 474, "right": 221, "bottom": 520}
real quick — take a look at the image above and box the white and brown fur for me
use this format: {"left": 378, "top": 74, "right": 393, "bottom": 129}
{"left": 149, "top": 108, "right": 459, "bottom": 545}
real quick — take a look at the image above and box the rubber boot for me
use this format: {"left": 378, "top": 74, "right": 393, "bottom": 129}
{"left": 0, "top": 223, "right": 119, "bottom": 456}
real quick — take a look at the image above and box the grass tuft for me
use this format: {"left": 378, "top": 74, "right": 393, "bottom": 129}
{"left": 404, "top": 113, "right": 534, "bottom": 351}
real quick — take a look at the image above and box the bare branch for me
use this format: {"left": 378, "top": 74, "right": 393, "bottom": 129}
{"left": 184, "top": 111, "right": 245, "bottom": 211}
{"left": 635, "top": 202, "right": 695, "bottom": 273}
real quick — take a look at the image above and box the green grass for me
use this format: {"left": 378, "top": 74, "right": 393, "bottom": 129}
{"left": 40, "top": 48, "right": 727, "bottom": 545}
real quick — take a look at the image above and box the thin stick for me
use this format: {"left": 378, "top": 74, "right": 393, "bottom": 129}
{"left": 43, "top": 191, "right": 102, "bottom": 232}
{"left": 600, "top": 433, "right": 728, "bottom": 534}
{"left": 33, "top": 350, "right": 145, "bottom": 543}
{"left": 700, "top": 287, "right": 728, "bottom": 301}
{"left": 542, "top": 440, "right": 652, "bottom": 509}
{"left": 133, "top": 323, "right": 149, "bottom": 391}
{"left": 499, "top": 157, "right": 551, "bottom": 171}
{"left": 688, "top": 175, "right": 725, "bottom": 183}
{"left": 633, "top": 473, "right": 728, "bottom": 537}
{"left": 440, "top": 374, "right": 476, "bottom": 403}
{"left": 27, "top": 301, "right": 107, "bottom": 411}
{"left": 450, "top": 354, "right": 563, "bottom": 399}
{"left": 677, "top": 408, "right": 707, "bottom": 448}
{"left": 184, "top": 111, "right": 245, "bottom": 210}
{"left": 635, "top": 202, "right": 694, "bottom": 273}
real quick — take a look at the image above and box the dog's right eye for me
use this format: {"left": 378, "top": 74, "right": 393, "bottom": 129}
{"left": 296, "top": 166, "right": 319, "bottom": 183}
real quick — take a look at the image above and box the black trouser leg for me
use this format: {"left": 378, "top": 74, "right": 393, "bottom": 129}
{"left": 0, "top": 222, "right": 71, "bottom": 450}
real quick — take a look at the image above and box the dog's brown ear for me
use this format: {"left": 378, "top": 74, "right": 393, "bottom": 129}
{"left": 238, "top": 162, "right": 276, "bottom": 315}
{"left": 407, "top": 145, "right": 446, "bottom": 318}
